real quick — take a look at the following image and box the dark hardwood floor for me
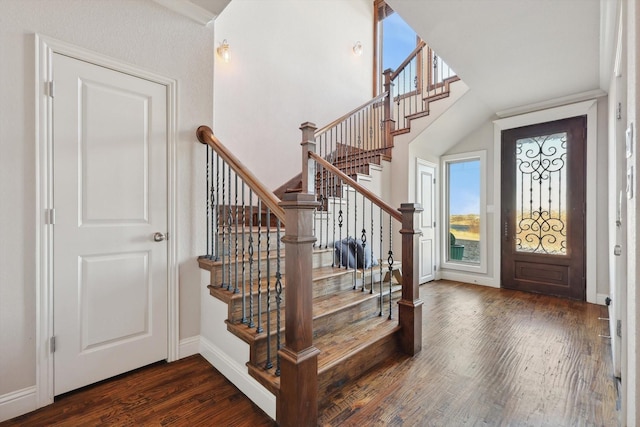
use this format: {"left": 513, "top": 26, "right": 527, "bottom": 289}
{"left": 1, "top": 355, "right": 275, "bottom": 427}
{"left": 2, "top": 280, "right": 618, "bottom": 426}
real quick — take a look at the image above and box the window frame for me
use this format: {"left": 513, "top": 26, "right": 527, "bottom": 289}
{"left": 441, "top": 150, "right": 487, "bottom": 273}
{"left": 373, "top": 0, "right": 420, "bottom": 96}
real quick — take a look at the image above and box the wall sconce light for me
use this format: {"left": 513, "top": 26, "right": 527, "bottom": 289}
{"left": 217, "top": 39, "right": 230, "bottom": 63}
{"left": 353, "top": 41, "right": 363, "bottom": 56}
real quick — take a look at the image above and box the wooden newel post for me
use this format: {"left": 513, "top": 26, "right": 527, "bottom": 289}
{"left": 398, "top": 203, "right": 424, "bottom": 355}
{"left": 300, "top": 122, "right": 317, "bottom": 194}
{"left": 382, "top": 69, "right": 395, "bottom": 156}
{"left": 277, "top": 192, "right": 320, "bottom": 427}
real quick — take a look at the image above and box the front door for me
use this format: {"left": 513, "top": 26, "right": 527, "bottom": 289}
{"left": 501, "top": 116, "right": 586, "bottom": 300}
{"left": 416, "top": 160, "right": 436, "bottom": 283}
{"left": 52, "top": 53, "right": 168, "bottom": 395}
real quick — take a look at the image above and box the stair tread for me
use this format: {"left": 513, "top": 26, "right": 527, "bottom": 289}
{"left": 225, "top": 282, "right": 400, "bottom": 340}
{"left": 246, "top": 306, "right": 400, "bottom": 394}
{"left": 312, "top": 265, "right": 361, "bottom": 281}
{"left": 200, "top": 247, "right": 332, "bottom": 270}
{"left": 243, "top": 285, "right": 400, "bottom": 350}
{"left": 313, "top": 284, "right": 400, "bottom": 315}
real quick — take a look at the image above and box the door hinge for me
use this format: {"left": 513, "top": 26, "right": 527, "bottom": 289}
{"left": 433, "top": 221, "right": 436, "bottom": 228}
{"left": 50, "top": 336, "right": 56, "bottom": 353}
{"left": 433, "top": 178, "right": 436, "bottom": 184}
{"left": 617, "top": 320, "right": 622, "bottom": 338}
{"left": 46, "top": 208, "right": 56, "bottom": 225}
{"left": 617, "top": 102, "right": 622, "bottom": 120}
{"left": 434, "top": 265, "right": 437, "bottom": 271}
{"left": 46, "top": 81, "right": 55, "bottom": 98}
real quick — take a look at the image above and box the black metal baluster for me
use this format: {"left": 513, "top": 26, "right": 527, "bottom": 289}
{"left": 387, "top": 215, "right": 393, "bottom": 320}
{"left": 345, "top": 180, "right": 350, "bottom": 271}
{"left": 331, "top": 169, "right": 337, "bottom": 267}
{"left": 234, "top": 174, "right": 239, "bottom": 294}
{"left": 265, "top": 210, "right": 272, "bottom": 370}
{"left": 324, "top": 137, "right": 329, "bottom": 249}
{"left": 352, "top": 187, "right": 358, "bottom": 290}
{"left": 317, "top": 192, "right": 323, "bottom": 249}
{"left": 275, "top": 219, "right": 283, "bottom": 376}
{"left": 338, "top": 179, "right": 344, "bottom": 269}
{"left": 361, "top": 192, "right": 367, "bottom": 292}
{"left": 220, "top": 162, "right": 226, "bottom": 288}
{"left": 241, "top": 182, "right": 247, "bottom": 323}
{"left": 379, "top": 208, "right": 383, "bottom": 316}
{"left": 411, "top": 58, "right": 422, "bottom": 113}
{"left": 248, "top": 191, "right": 255, "bottom": 328}
{"left": 205, "top": 143, "right": 210, "bottom": 257}
{"left": 256, "top": 200, "right": 263, "bottom": 333}
{"left": 227, "top": 164, "right": 233, "bottom": 291}
{"left": 215, "top": 154, "right": 220, "bottom": 261}
{"left": 313, "top": 160, "right": 319, "bottom": 248}
{"left": 396, "top": 77, "right": 401, "bottom": 131}
{"left": 370, "top": 199, "right": 374, "bottom": 294}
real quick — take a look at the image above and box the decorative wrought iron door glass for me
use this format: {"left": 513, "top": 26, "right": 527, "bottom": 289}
{"left": 515, "top": 132, "right": 567, "bottom": 255}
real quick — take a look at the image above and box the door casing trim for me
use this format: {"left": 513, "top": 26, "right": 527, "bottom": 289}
{"left": 493, "top": 99, "right": 598, "bottom": 303}
{"left": 415, "top": 158, "right": 439, "bottom": 282}
{"left": 35, "top": 34, "right": 179, "bottom": 408}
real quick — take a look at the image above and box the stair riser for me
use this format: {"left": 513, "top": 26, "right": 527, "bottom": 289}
{"left": 217, "top": 206, "right": 281, "bottom": 227}
{"left": 313, "top": 271, "right": 361, "bottom": 298}
{"left": 318, "top": 332, "right": 400, "bottom": 404}
{"left": 208, "top": 250, "right": 332, "bottom": 287}
{"left": 313, "top": 292, "right": 396, "bottom": 338}
{"left": 214, "top": 232, "right": 283, "bottom": 256}
{"left": 227, "top": 289, "right": 286, "bottom": 324}
{"left": 312, "top": 250, "right": 335, "bottom": 269}
{"left": 250, "top": 330, "right": 283, "bottom": 367}
{"left": 210, "top": 257, "right": 283, "bottom": 287}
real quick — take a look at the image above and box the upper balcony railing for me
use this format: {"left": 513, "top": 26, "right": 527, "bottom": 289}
{"left": 387, "top": 40, "right": 459, "bottom": 135}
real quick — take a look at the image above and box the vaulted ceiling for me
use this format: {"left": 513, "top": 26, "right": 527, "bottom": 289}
{"left": 387, "top": 0, "right": 609, "bottom": 114}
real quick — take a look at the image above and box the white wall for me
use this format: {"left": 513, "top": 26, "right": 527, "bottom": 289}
{"left": 0, "top": 0, "right": 212, "bottom": 417}
{"left": 212, "top": 0, "right": 373, "bottom": 191}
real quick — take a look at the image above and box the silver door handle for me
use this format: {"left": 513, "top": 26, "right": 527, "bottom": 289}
{"left": 153, "top": 232, "right": 167, "bottom": 242}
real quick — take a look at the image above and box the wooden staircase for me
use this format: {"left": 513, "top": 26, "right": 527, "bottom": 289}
{"left": 198, "top": 231, "right": 403, "bottom": 411}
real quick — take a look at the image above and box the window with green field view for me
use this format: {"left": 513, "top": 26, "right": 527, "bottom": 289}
{"left": 446, "top": 158, "right": 481, "bottom": 265}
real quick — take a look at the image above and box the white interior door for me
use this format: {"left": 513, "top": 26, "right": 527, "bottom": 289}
{"left": 416, "top": 160, "right": 436, "bottom": 283}
{"left": 52, "top": 53, "right": 168, "bottom": 395}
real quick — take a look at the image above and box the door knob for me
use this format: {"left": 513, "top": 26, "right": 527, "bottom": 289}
{"left": 153, "top": 232, "right": 167, "bottom": 242}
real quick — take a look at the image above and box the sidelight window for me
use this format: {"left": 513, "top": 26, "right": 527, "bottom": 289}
{"left": 442, "top": 151, "right": 487, "bottom": 273}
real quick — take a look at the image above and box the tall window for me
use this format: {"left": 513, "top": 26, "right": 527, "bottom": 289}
{"left": 442, "top": 151, "right": 487, "bottom": 273}
{"left": 373, "top": 0, "right": 418, "bottom": 95}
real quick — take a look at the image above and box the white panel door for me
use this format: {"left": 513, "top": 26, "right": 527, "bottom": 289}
{"left": 416, "top": 161, "right": 436, "bottom": 283}
{"left": 53, "top": 53, "right": 168, "bottom": 395}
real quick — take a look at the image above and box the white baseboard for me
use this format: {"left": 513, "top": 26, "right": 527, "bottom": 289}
{"left": 199, "top": 336, "right": 276, "bottom": 420}
{"left": 178, "top": 336, "right": 200, "bottom": 358}
{"left": 597, "top": 293, "right": 610, "bottom": 306}
{"left": 439, "top": 271, "right": 499, "bottom": 288}
{"left": 0, "top": 386, "right": 37, "bottom": 422}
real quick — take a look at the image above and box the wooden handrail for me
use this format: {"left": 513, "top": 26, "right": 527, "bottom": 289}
{"left": 390, "top": 40, "right": 427, "bottom": 81}
{"left": 308, "top": 151, "right": 402, "bottom": 223}
{"left": 314, "top": 92, "right": 388, "bottom": 137}
{"left": 197, "top": 126, "right": 286, "bottom": 223}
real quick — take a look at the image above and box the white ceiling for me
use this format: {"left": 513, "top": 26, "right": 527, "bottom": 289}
{"left": 387, "top": 0, "right": 604, "bottom": 113}
{"left": 189, "top": 0, "right": 231, "bottom": 16}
